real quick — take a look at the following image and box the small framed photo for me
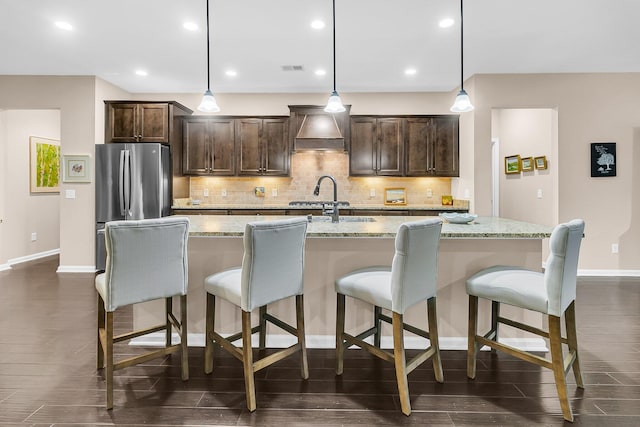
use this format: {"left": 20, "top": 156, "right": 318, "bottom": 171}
{"left": 505, "top": 154, "right": 521, "bottom": 174}
{"left": 534, "top": 156, "right": 548, "bottom": 170}
{"left": 384, "top": 188, "right": 407, "bottom": 205}
{"left": 590, "top": 142, "right": 616, "bottom": 177}
{"left": 62, "top": 154, "right": 91, "bottom": 183}
{"left": 521, "top": 157, "right": 534, "bottom": 172}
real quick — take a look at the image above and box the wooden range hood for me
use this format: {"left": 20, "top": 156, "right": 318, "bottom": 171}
{"left": 289, "top": 105, "right": 351, "bottom": 152}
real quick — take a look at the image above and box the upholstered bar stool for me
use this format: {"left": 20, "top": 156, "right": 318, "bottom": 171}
{"left": 335, "top": 218, "right": 444, "bottom": 416}
{"left": 95, "top": 216, "right": 190, "bottom": 410}
{"left": 466, "top": 219, "right": 585, "bottom": 422}
{"left": 204, "top": 217, "right": 308, "bottom": 412}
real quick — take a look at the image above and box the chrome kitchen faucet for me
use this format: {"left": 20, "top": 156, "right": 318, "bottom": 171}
{"left": 313, "top": 175, "right": 339, "bottom": 223}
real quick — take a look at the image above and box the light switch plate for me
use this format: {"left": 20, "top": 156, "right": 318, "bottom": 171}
{"left": 369, "top": 188, "right": 375, "bottom": 197}
{"left": 203, "top": 188, "right": 209, "bottom": 197}
{"left": 65, "top": 189, "right": 76, "bottom": 199}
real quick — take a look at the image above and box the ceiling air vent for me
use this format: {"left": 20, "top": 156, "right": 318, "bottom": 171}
{"left": 281, "top": 65, "right": 305, "bottom": 71}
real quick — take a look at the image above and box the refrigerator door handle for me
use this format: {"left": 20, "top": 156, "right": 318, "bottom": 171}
{"left": 118, "top": 150, "right": 126, "bottom": 216}
{"left": 123, "top": 149, "right": 131, "bottom": 217}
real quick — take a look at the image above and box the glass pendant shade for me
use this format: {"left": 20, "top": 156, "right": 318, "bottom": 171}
{"left": 450, "top": 89, "right": 474, "bottom": 112}
{"left": 197, "top": 89, "right": 220, "bottom": 113}
{"left": 324, "top": 90, "right": 346, "bottom": 113}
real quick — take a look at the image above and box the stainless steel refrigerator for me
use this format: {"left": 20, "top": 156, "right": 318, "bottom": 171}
{"left": 95, "top": 143, "right": 172, "bottom": 271}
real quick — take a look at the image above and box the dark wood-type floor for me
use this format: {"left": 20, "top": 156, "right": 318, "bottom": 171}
{"left": 1, "top": 256, "right": 639, "bottom": 426}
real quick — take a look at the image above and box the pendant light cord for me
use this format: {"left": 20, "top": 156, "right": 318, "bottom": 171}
{"left": 460, "top": 0, "right": 464, "bottom": 91}
{"left": 206, "top": 0, "right": 211, "bottom": 90}
{"left": 332, "top": 0, "right": 337, "bottom": 93}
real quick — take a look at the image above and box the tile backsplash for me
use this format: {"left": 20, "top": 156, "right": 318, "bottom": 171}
{"left": 187, "top": 152, "right": 457, "bottom": 206}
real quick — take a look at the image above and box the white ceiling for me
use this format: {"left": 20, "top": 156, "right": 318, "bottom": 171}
{"left": 1, "top": 0, "right": 639, "bottom": 94}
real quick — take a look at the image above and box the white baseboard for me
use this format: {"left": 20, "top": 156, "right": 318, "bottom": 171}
{"left": 578, "top": 269, "right": 640, "bottom": 277}
{"left": 130, "top": 332, "right": 548, "bottom": 352}
{"left": 6, "top": 249, "right": 60, "bottom": 268}
{"left": 56, "top": 265, "right": 97, "bottom": 273}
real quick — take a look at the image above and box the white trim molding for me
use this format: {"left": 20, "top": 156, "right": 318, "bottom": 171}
{"left": 130, "top": 332, "right": 548, "bottom": 353}
{"left": 7, "top": 249, "right": 60, "bottom": 267}
{"left": 578, "top": 269, "right": 640, "bottom": 278}
{"left": 56, "top": 265, "right": 97, "bottom": 273}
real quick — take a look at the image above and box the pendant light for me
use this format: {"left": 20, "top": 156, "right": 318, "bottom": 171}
{"left": 324, "top": 0, "right": 346, "bottom": 113}
{"left": 197, "top": 0, "right": 220, "bottom": 112}
{"left": 450, "top": 0, "right": 474, "bottom": 113}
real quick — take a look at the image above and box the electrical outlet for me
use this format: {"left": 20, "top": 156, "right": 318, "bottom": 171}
{"left": 272, "top": 187, "right": 278, "bottom": 197}
{"left": 611, "top": 243, "right": 619, "bottom": 254}
{"left": 426, "top": 188, "right": 433, "bottom": 198}
{"left": 369, "top": 188, "right": 375, "bottom": 197}
{"left": 221, "top": 188, "right": 227, "bottom": 197}
{"left": 203, "top": 188, "right": 209, "bottom": 197}
{"left": 31, "top": 232, "right": 37, "bottom": 242}
{"left": 537, "top": 189, "right": 543, "bottom": 199}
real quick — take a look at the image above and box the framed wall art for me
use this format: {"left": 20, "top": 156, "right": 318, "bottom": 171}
{"left": 29, "top": 136, "right": 60, "bottom": 193}
{"left": 521, "top": 157, "right": 534, "bottom": 172}
{"left": 505, "top": 154, "right": 521, "bottom": 174}
{"left": 534, "top": 156, "right": 548, "bottom": 170}
{"left": 384, "top": 188, "right": 407, "bottom": 205}
{"left": 62, "top": 154, "right": 92, "bottom": 183}
{"left": 591, "top": 142, "right": 616, "bottom": 177}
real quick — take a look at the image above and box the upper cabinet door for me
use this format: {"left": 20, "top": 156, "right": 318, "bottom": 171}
{"left": 376, "top": 118, "right": 403, "bottom": 176}
{"left": 405, "top": 118, "right": 432, "bottom": 176}
{"left": 137, "top": 104, "right": 169, "bottom": 143}
{"left": 209, "top": 119, "right": 236, "bottom": 176}
{"left": 261, "top": 118, "right": 289, "bottom": 176}
{"left": 430, "top": 116, "right": 459, "bottom": 177}
{"left": 236, "top": 118, "right": 263, "bottom": 175}
{"left": 182, "top": 119, "right": 209, "bottom": 174}
{"left": 349, "top": 117, "right": 377, "bottom": 175}
{"left": 106, "top": 103, "right": 169, "bottom": 143}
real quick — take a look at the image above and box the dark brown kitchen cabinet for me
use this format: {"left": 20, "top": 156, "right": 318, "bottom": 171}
{"left": 405, "top": 116, "right": 459, "bottom": 177}
{"left": 182, "top": 117, "right": 235, "bottom": 175}
{"left": 106, "top": 102, "right": 182, "bottom": 143}
{"left": 236, "top": 117, "right": 289, "bottom": 176}
{"left": 350, "top": 117, "right": 403, "bottom": 176}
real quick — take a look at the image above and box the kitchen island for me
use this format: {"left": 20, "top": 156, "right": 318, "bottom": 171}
{"left": 134, "top": 215, "right": 553, "bottom": 350}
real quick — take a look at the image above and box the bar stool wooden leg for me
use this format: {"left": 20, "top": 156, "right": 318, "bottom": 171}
{"left": 204, "top": 293, "right": 215, "bottom": 374}
{"left": 105, "top": 311, "right": 114, "bottom": 410}
{"left": 165, "top": 297, "right": 173, "bottom": 347}
{"left": 242, "top": 310, "right": 257, "bottom": 412}
{"left": 491, "top": 301, "right": 500, "bottom": 354}
{"left": 373, "top": 306, "right": 382, "bottom": 348}
{"left": 549, "top": 315, "right": 574, "bottom": 422}
{"left": 427, "top": 297, "right": 444, "bottom": 383}
{"left": 392, "top": 312, "right": 411, "bottom": 416}
{"left": 565, "top": 301, "right": 583, "bottom": 388}
{"left": 467, "top": 295, "right": 479, "bottom": 379}
{"left": 97, "top": 295, "right": 105, "bottom": 370}
{"left": 336, "top": 293, "right": 346, "bottom": 375}
{"left": 180, "top": 295, "right": 189, "bottom": 381}
{"left": 296, "top": 295, "right": 309, "bottom": 379}
{"left": 259, "top": 306, "right": 267, "bottom": 350}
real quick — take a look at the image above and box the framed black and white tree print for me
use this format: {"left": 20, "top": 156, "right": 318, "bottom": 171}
{"left": 591, "top": 142, "right": 616, "bottom": 177}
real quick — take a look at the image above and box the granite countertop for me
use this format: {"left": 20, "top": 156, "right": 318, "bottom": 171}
{"left": 182, "top": 214, "right": 553, "bottom": 239}
{"left": 172, "top": 203, "right": 468, "bottom": 211}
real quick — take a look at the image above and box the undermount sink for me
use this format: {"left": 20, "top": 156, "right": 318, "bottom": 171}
{"left": 308, "top": 215, "right": 376, "bottom": 223}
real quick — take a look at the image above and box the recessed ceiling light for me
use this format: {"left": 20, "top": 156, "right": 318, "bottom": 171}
{"left": 439, "top": 18, "right": 455, "bottom": 28}
{"left": 183, "top": 22, "right": 198, "bottom": 31}
{"left": 135, "top": 70, "right": 148, "bottom": 76}
{"left": 54, "top": 21, "right": 73, "bottom": 31}
{"left": 315, "top": 69, "right": 327, "bottom": 76}
{"left": 225, "top": 70, "right": 237, "bottom": 77}
{"left": 405, "top": 68, "right": 417, "bottom": 76}
{"left": 311, "top": 20, "right": 325, "bottom": 30}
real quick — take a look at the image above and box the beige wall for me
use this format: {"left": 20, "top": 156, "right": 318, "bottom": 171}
{"left": 472, "top": 73, "right": 640, "bottom": 273}
{"left": 0, "top": 110, "right": 61, "bottom": 266}
{"left": 493, "top": 108, "right": 558, "bottom": 227}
